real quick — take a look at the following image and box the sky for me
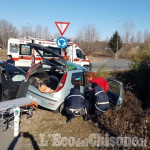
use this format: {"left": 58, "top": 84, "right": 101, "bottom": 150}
{"left": 0, "top": 0, "right": 150, "bottom": 40}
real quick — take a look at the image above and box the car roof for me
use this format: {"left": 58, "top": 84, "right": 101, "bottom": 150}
{"left": 67, "top": 61, "right": 88, "bottom": 71}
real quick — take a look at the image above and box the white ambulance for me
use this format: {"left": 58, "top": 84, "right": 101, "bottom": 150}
{"left": 7, "top": 38, "right": 92, "bottom": 70}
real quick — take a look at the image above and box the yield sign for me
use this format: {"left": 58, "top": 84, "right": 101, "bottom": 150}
{"left": 55, "top": 22, "right": 70, "bottom": 36}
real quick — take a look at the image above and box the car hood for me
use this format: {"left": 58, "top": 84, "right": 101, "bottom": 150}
{"left": 28, "top": 43, "right": 67, "bottom": 70}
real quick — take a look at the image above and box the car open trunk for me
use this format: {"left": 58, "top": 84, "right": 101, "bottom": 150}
{"left": 26, "top": 43, "right": 67, "bottom": 93}
{"left": 27, "top": 62, "right": 65, "bottom": 92}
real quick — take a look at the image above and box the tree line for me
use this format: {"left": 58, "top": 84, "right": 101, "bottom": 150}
{"left": 0, "top": 19, "right": 150, "bottom": 58}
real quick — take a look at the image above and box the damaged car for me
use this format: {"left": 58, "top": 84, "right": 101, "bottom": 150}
{"left": 25, "top": 43, "right": 123, "bottom": 112}
{"left": 0, "top": 61, "right": 26, "bottom": 101}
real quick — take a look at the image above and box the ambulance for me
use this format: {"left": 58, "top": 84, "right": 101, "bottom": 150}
{"left": 7, "top": 38, "right": 92, "bottom": 70}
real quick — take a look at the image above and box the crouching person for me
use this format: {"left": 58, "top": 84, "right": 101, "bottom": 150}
{"left": 64, "top": 85, "right": 88, "bottom": 123}
{"left": 92, "top": 82, "right": 110, "bottom": 125}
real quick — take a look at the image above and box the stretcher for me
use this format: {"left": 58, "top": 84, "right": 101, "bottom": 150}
{"left": 0, "top": 97, "right": 38, "bottom": 136}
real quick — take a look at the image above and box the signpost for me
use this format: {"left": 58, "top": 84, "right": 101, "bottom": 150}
{"left": 55, "top": 22, "right": 70, "bottom": 36}
{"left": 55, "top": 21, "right": 70, "bottom": 55}
{"left": 56, "top": 36, "right": 68, "bottom": 48}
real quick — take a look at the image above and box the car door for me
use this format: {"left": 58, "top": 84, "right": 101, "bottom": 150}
{"left": 4, "top": 63, "right": 26, "bottom": 100}
{"left": 74, "top": 49, "right": 86, "bottom": 67}
{"left": 19, "top": 44, "right": 32, "bottom": 67}
{"left": 106, "top": 78, "right": 123, "bottom": 110}
{"left": 71, "top": 72, "right": 85, "bottom": 94}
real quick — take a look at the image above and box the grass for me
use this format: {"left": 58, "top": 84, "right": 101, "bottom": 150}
{"left": 0, "top": 49, "right": 7, "bottom": 60}
{"left": 19, "top": 89, "right": 150, "bottom": 150}
{"left": 20, "top": 108, "right": 100, "bottom": 150}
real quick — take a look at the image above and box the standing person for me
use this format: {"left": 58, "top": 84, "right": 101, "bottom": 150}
{"left": 64, "top": 85, "right": 88, "bottom": 123}
{"left": 6, "top": 55, "right": 15, "bottom": 65}
{"left": 92, "top": 82, "right": 110, "bottom": 125}
{"left": 86, "top": 72, "right": 109, "bottom": 92}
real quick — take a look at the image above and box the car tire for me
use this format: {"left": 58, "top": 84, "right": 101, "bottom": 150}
{"left": 53, "top": 102, "right": 64, "bottom": 114}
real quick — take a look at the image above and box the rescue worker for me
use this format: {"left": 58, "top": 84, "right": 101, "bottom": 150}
{"left": 6, "top": 54, "right": 15, "bottom": 65}
{"left": 64, "top": 85, "right": 88, "bottom": 123}
{"left": 92, "top": 82, "right": 110, "bottom": 125}
{"left": 86, "top": 72, "right": 109, "bottom": 92}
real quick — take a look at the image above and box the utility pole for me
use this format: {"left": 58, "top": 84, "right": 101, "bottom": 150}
{"left": 116, "top": 20, "right": 119, "bottom": 59}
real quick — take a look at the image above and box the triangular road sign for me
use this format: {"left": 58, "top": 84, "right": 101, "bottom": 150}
{"left": 55, "top": 22, "right": 70, "bottom": 36}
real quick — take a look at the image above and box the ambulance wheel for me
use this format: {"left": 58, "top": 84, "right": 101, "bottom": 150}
{"left": 83, "top": 65, "right": 92, "bottom": 71}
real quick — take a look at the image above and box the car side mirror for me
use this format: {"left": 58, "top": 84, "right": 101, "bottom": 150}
{"left": 83, "top": 55, "right": 86, "bottom": 59}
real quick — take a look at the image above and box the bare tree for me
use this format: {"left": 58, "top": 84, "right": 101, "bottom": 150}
{"left": 122, "top": 21, "right": 135, "bottom": 52}
{"left": 0, "top": 19, "right": 18, "bottom": 48}
{"left": 136, "top": 30, "right": 143, "bottom": 44}
{"left": 144, "top": 30, "right": 150, "bottom": 44}
{"left": 43, "top": 26, "right": 51, "bottom": 39}
{"left": 122, "top": 21, "right": 135, "bottom": 44}
{"left": 20, "top": 24, "right": 34, "bottom": 38}
{"left": 75, "top": 24, "right": 99, "bottom": 55}
{"left": 34, "top": 24, "right": 43, "bottom": 38}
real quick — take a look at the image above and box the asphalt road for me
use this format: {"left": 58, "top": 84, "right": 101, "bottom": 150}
{"left": 0, "top": 122, "right": 22, "bottom": 150}
{"left": 91, "top": 57, "right": 131, "bottom": 72}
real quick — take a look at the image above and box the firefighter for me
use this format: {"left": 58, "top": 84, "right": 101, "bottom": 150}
{"left": 92, "top": 82, "right": 110, "bottom": 125}
{"left": 64, "top": 85, "right": 88, "bottom": 123}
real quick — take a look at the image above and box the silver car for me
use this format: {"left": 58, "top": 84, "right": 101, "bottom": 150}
{"left": 26, "top": 43, "right": 123, "bottom": 112}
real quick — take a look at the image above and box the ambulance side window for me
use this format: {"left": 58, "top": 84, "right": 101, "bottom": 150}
{"left": 10, "top": 43, "right": 19, "bottom": 53}
{"left": 20, "top": 44, "right": 31, "bottom": 55}
{"left": 71, "top": 72, "right": 84, "bottom": 86}
{"left": 76, "top": 49, "right": 85, "bottom": 59}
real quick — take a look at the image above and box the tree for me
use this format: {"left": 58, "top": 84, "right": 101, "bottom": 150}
{"left": 75, "top": 24, "right": 99, "bottom": 55}
{"left": 0, "top": 19, "right": 18, "bottom": 48}
{"left": 108, "top": 31, "right": 123, "bottom": 58}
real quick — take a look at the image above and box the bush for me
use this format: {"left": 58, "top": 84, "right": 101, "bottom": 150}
{"left": 130, "top": 44, "right": 150, "bottom": 70}
{"left": 96, "top": 64, "right": 110, "bottom": 79}
{"left": 112, "top": 44, "right": 150, "bottom": 108}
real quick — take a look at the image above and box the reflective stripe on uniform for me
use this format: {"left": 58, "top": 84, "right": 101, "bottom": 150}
{"left": 95, "top": 90, "right": 104, "bottom": 95}
{"left": 95, "top": 104, "right": 106, "bottom": 112}
{"left": 67, "top": 95, "right": 84, "bottom": 100}
{"left": 97, "top": 102, "right": 109, "bottom": 105}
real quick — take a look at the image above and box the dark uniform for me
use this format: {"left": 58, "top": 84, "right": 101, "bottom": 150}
{"left": 6, "top": 59, "right": 15, "bottom": 65}
{"left": 64, "top": 85, "right": 87, "bottom": 123}
{"left": 92, "top": 82, "right": 110, "bottom": 122}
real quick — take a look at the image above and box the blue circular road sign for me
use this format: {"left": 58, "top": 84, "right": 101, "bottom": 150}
{"left": 56, "top": 36, "right": 68, "bottom": 48}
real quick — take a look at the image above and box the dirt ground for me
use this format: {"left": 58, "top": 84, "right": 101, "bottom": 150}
{"left": 18, "top": 90, "right": 150, "bottom": 150}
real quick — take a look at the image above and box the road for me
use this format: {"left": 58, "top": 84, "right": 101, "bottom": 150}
{"left": 0, "top": 122, "right": 22, "bottom": 150}
{"left": 91, "top": 57, "right": 131, "bottom": 72}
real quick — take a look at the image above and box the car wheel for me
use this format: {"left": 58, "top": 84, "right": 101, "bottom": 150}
{"left": 59, "top": 103, "right": 64, "bottom": 113}
{"left": 53, "top": 103, "right": 64, "bottom": 114}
